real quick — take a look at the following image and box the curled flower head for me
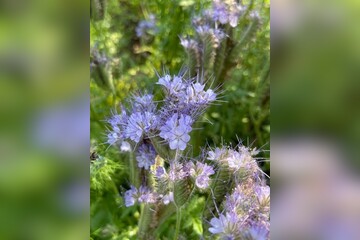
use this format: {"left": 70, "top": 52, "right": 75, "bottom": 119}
{"left": 159, "top": 113, "right": 193, "bottom": 151}
{"left": 135, "top": 143, "right": 156, "bottom": 170}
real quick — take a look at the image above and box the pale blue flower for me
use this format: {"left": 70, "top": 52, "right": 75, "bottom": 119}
{"left": 124, "top": 186, "right": 138, "bottom": 207}
{"left": 125, "top": 111, "right": 157, "bottom": 143}
{"left": 159, "top": 113, "right": 193, "bottom": 151}
{"left": 133, "top": 94, "right": 156, "bottom": 112}
{"left": 209, "top": 212, "right": 239, "bottom": 238}
{"left": 138, "top": 185, "right": 157, "bottom": 204}
{"left": 189, "top": 162, "right": 215, "bottom": 189}
{"left": 136, "top": 143, "right": 156, "bottom": 170}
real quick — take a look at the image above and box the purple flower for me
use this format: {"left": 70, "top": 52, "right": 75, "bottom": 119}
{"left": 180, "top": 37, "right": 198, "bottom": 50}
{"left": 125, "top": 111, "right": 157, "bottom": 143}
{"left": 157, "top": 74, "right": 186, "bottom": 96}
{"left": 189, "top": 162, "right": 215, "bottom": 189}
{"left": 255, "top": 185, "right": 270, "bottom": 208}
{"left": 181, "top": 82, "right": 217, "bottom": 109}
{"left": 168, "top": 161, "right": 188, "bottom": 181}
{"left": 133, "top": 94, "right": 156, "bottom": 112}
{"left": 209, "top": 212, "right": 239, "bottom": 238}
{"left": 124, "top": 186, "right": 138, "bottom": 207}
{"left": 247, "top": 223, "right": 269, "bottom": 240}
{"left": 135, "top": 143, "right": 156, "bottom": 170}
{"left": 138, "top": 186, "right": 157, "bottom": 204}
{"left": 212, "top": 0, "right": 229, "bottom": 24}
{"left": 196, "top": 174, "right": 212, "bottom": 189}
{"left": 155, "top": 166, "right": 166, "bottom": 179}
{"left": 107, "top": 131, "right": 120, "bottom": 145}
{"left": 159, "top": 113, "right": 193, "bottom": 151}
{"left": 207, "top": 147, "right": 227, "bottom": 161}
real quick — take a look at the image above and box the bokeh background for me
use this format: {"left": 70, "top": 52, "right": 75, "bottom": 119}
{"left": 271, "top": 0, "right": 360, "bottom": 239}
{"left": 0, "top": 0, "right": 89, "bottom": 239}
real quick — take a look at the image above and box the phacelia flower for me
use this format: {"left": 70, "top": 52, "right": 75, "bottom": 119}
{"left": 125, "top": 111, "right": 157, "bottom": 143}
{"left": 209, "top": 212, "right": 239, "bottom": 239}
{"left": 246, "top": 223, "right": 269, "bottom": 240}
{"left": 107, "top": 131, "right": 120, "bottom": 145}
{"left": 124, "top": 186, "right": 138, "bottom": 207}
{"left": 159, "top": 113, "right": 193, "bottom": 151}
{"left": 212, "top": 0, "right": 229, "bottom": 24}
{"left": 155, "top": 166, "right": 166, "bottom": 179}
{"left": 207, "top": 147, "right": 227, "bottom": 161}
{"left": 133, "top": 94, "right": 156, "bottom": 112}
{"left": 168, "top": 161, "right": 188, "bottom": 181}
{"left": 189, "top": 162, "right": 215, "bottom": 189}
{"left": 255, "top": 185, "right": 270, "bottom": 205}
{"left": 138, "top": 185, "right": 157, "bottom": 204}
{"left": 135, "top": 143, "right": 156, "bottom": 170}
{"left": 157, "top": 74, "right": 186, "bottom": 96}
{"left": 180, "top": 37, "right": 198, "bottom": 50}
{"left": 183, "top": 83, "right": 217, "bottom": 106}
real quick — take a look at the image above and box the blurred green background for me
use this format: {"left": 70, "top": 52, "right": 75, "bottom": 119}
{"left": 90, "top": 0, "right": 269, "bottom": 239}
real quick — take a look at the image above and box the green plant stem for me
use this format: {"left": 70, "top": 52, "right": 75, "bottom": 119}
{"left": 129, "top": 151, "right": 140, "bottom": 188}
{"left": 173, "top": 207, "right": 182, "bottom": 240}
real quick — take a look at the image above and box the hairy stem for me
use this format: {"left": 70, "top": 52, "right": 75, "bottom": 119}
{"left": 173, "top": 207, "right": 182, "bottom": 240}
{"left": 129, "top": 151, "right": 140, "bottom": 188}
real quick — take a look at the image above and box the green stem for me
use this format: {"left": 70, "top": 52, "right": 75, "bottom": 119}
{"left": 129, "top": 151, "right": 140, "bottom": 188}
{"left": 173, "top": 207, "right": 182, "bottom": 240}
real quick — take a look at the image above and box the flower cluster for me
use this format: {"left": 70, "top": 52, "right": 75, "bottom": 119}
{"left": 123, "top": 159, "right": 216, "bottom": 208}
{"left": 124, "top": 185, "right": 159, "bottom": 207}
{"left": 208, "top": 145, "right": 260, "bottom": 177}
{"left": 206, "top": 144, "right": 270, "bottom": 239}
{"left": 209, "top": 181, "right": 270, "bottom": 239}
{"left": 211, "top": 0, "right": 245, "bottom": 27}
{"left": 107, "top": 71, "right": 217, "bottom": 152}
{"left": 157, "top": 73, "right": 217, "bottom": 119}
